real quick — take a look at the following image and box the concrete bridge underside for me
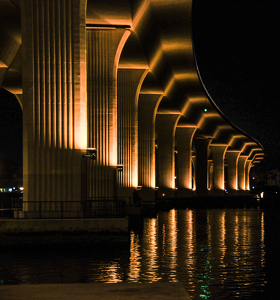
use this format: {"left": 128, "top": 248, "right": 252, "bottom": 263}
{"left": 0, "top": 0, "right": 264, "bottom": 217}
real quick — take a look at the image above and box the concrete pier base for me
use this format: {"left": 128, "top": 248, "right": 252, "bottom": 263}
{"left": 0, "top": 218, "right": 129, "bottom": 234}
{"left": 0, "top": 283, "right": 191, "bottom": 300}
{"left": 0, "top": 218, "right": 129, "bottom": 247}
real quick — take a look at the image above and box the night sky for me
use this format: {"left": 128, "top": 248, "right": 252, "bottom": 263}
{"left": 0, "top": 88, "right": 22, "bottom": 165}
{"left": 192, "top": 0, "right": 280, "bottom": 172}
{"left": 0, "top": 0, "right": 279, "bottom": 173}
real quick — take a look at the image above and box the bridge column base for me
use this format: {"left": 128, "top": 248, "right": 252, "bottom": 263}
{"left": 156, "top": 188, "right": 175, "bottom": 199}
{"left": 209, "top": 189, "right": 227, "bottom": 197}
{"left": 139, "top": 187, "right": 156, "bottom": 202}
{"left": 227, "top": 189, "right": 239, "bottom": 196}
{"left": 176, "top": 189, "right": 194, "bottom": 198}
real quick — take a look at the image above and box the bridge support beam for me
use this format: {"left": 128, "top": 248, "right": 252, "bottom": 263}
{"left": 156, "top": 114, "right": 180, "bottom": 198}
{"left": 226, "top": 151, "right": 240, "bottom": 195}
{"left": 176, "top": 127, "right": 196, "bottom": 197}
{"left": 86, "top": 28, "right": 130, "bottom": 199}
{"left": 138, "top": 94, "right": 162, "bottom": 201}
{"left": 193, "top": 137, "right": 212, "bottom": 197}
{"left": 210, "top": 145, "right": 228, "bottom": 196}
{"left": 245, "top": 160, "right": 252, "bottom": 191}
{"left": 21, "top": 0, "right": 87, "bottom": 217}
{"left": 117, "top": 69, "right": 147, "bottom": 198}
{"left": 238, "top": 156, "right": 247, "bottom": 194}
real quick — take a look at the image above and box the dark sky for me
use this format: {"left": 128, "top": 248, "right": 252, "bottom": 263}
{"left": 192, "top": 0, "right": 280, "bottom": 173}
{"left": 0, "top": 88, "right": 22, "bottom": 165}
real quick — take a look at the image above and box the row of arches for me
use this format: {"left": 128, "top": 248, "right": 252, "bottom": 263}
{"left": 0, "top": 0, "right": 263, "bottom": 217}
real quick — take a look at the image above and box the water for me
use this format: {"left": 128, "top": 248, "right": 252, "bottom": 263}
{"left": 1, "top": 208, "right": 280, "bottom": 299}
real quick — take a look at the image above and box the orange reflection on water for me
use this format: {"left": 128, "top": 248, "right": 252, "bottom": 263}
{"left": 241, "top": 214, "right": 251, "bottom": 258}
{"left": 233, "top": 214, "right": 240, "bottom": 269}
{"left": 261, "top": 212, "right": 265, "bottom": 268}
{"left": 220, "top": 211, "right": 226, "bottom": 266}
{"left": 129, "top": 231, "right": 141, "bottom": 282}
{"left": 96, "top": 262, "right": 123, "bottom": 283}
{"left": 167, "top": 209, "right": 178, "bottom": 281}
{"left": 185, "top": 209, "right": 195, "bottom": 283}
{"left": 143, "top": 217, "right": 160, "bottom": 281}
{"left": 127, "top": 208, "right": 266, "bottom": 298}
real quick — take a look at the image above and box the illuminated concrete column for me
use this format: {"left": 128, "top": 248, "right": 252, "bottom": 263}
{"left": 21, "top": 0, "right": 87, "bottom": 216}
{"left": 245, "top": 160, "right": 252, "bottom": 190}
{"left": 176, "top": 126, "right": 196, "bottom": 197}
{"left": 210, "top": 144, "right": 228, "bottom": 195}
{"left": 193, "top": 137, "right": 212, "bottom": 197}
{"left": 117, "top": 69, "right": 147, "bottom": 197}
{"left": 208, "top": 159, "right": 213, "bottom": 191}
{"left": 226, "top": 151, "right": 240, "bottom": 195}
{"left": 192, "top": 156, "right": 196, "bottom": 191}
{"left": 138, "top": 94, "right": 162, "bottom": 201}
{"left": 87, "top": 28, "right": 130, "bottom": 198}
{"left": 156, "top": 114, "right": 181, "bottom": 198}
{"left": 238, "top": 156, "right": 247, "bottom": 192}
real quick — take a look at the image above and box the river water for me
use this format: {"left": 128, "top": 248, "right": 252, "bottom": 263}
{"left": 1, "top": 208, "right": 280, "bottom": 299}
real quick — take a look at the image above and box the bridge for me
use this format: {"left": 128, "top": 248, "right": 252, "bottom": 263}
{"left": 0, "top": 0, "right": 264, "bottom": 217}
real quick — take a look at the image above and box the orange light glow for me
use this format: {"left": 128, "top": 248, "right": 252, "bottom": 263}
{"left": 161, "top": 39, "right": 193, "bottom": 52}
{"left": 96, "top": 262, "right": 123, "bottom": 283}
{"left": 146, "top": 217, "right": 160, "bottom": 281}
{"left": 0, "top": 60, "right": 8, "bottom": 68}
{"left": 219, "top": 212, "right": 226, "bottom": 267}
{"left": 168, "top": 209, "right": 178, "bottom": 281}
{"left": 174, "top": 73, "right": 197, "bottom": 80}
{"left": 150, "top": 47, "right": 163, "bottom": 72}
{"left": 261, "top": 212, "right": 265, "bottom": 268}
{"left": 132, "top": 0, "right": 150, "bottom": 29}
{"left": 212, "top": 125, "right": 232, "bottom": 139}
{"left": 181, "top": 100, "right": 192, "bottom": 116}
{"left": 129, "top": 232, "right": 141, "bottom": 281}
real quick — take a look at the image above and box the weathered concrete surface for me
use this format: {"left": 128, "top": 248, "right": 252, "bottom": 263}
{"left": 0, "top": 218, "right": 129, "bottom": 234}
{"left": 0, "top": 283, "right": 191, "bottom": 300}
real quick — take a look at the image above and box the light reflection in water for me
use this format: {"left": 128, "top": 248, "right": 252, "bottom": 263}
{"left": 129, "top": 209, "right": 267, "bottom": 299}
{"left": 141, "top": 217, "right": 161, "bottom": 281}
{"left": 197, "top": 211, "right": 215, "bottom": 299}
{"left": 220, "top": 211, "right": 226, "bottom": 266}
{"left": 128, "top": 232, "right": 141, "bottom": 281}
{"left": 145, "top": 217, "right": 159, "bottom": 281}
{"left": 184, "top": 209, "right": 195, "bottom": 286}
{"left": 96, "top": 262, "right": 122, "bottom": 283}
{"left": 261, "top": 212, "right": 265, "bottom": 269}
{"left": 167, "top": 209, "right": 178, "bottom": 281}
{"left": 0, "top": 209, "right": 268, "bottom": 300}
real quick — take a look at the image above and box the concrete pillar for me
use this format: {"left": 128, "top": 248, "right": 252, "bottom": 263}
{"left": 87, "top": 27, "right": 130, "bottom": 198}
{"left": 193, "top": 137, "right": 212, "bottom": 197}
{"left": 238, "top": 156, "right": 247, "bottom": 192}
{"left": 176, "top": 127, "right": 196, "bottom": 197}
{"left": 21, "top": 0, "right": 87, "bottom": 217}
{"left": 117, "top": 69, "right": 148, "bottom": 197}
{"left": 192, "top": 156, "right": 196, "bottom": 191}
{"left": 210, "top": 145, "right": 228, "bottom": 195}
{"left": 245, "top": 160, "right": 252, "bottom": 190}
{"left": 138, "top": 94, "right": 162, "bottom": 201}
{"left": 208, "top": 159, "right": 213, "bottom": 191}
{"left": 226, "top": 151, "right": 240, "bottom": 195}
{"left": 156, "top": 114, "right": 180, "bottom": 198}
